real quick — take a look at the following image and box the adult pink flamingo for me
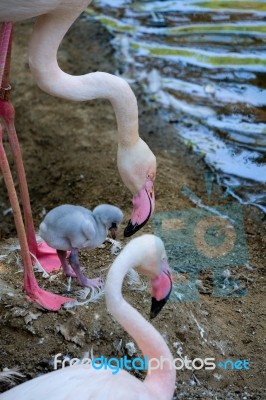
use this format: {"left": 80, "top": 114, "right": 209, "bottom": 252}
{"left": 0, "top": 1, "right": 156, "bottom": 310}
{"left": 0, "top": 235, "right": 175, "bottom": 400}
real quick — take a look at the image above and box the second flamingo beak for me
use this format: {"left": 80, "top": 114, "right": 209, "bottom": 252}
{"left": 124, "top": 180, "right": 155, "bottom": 237}
{"left": 150, "top": 260, "right": 172, "bottom": 319}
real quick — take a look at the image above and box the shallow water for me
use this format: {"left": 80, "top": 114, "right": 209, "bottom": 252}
{"left": 87, "top": 0, "right": 266, "bottom": 211}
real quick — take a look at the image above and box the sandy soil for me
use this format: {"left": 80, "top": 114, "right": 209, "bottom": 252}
{"left": 0, "top": 17, "right": 265, "bottom": 399}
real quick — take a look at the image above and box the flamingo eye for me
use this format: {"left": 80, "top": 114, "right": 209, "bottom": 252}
{"left": 147, "top": 172, "right": 155, "bottom": 180}
{"left": 146, "top": 171, "right": 155, "bottom": 181}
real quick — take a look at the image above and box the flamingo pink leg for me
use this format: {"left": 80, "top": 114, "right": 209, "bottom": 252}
{"left": 0, "top": 22, "right": 72, "bottom": 309}
{"left": 0, "top": 123, "right": 73, "bottom": 310}
{"left": 0, "top": 22, "right": 61, "bottom": 273}
{"left": 0, "top": 100, "right": 62, "bottom": 273}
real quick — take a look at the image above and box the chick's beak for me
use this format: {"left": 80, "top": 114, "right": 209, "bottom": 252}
{"left": 109, "top": 223, "right": 117, "bottom": 239}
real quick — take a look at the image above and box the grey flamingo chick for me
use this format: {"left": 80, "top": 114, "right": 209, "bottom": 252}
{"left": 39, "top": 204, "right": 123, "bottom": 288}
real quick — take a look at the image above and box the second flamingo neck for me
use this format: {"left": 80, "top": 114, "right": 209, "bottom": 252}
{"left": 105, "top": 256, "right": 174, "bottom": 398}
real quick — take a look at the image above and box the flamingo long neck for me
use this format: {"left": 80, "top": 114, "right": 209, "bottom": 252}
{"left": 28, "top": 2, "right": 139, "bottom": 146}
{"left": 105, "top": 252, "right": 175, "bottom": 400}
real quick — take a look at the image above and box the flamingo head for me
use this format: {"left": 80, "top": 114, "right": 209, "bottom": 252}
{"left": 117, "top": 138, "right": 156, "bottom": 237}
{"left": 134, "top": 235, "right": 173, "bottom": 319}
{"left": 93, "top": 204, "right": 124, "bottom": 239}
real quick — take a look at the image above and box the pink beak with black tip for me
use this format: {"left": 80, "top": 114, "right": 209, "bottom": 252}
{"left": 150, "top": 260, "right": 173, "bottom": 319}
{"left": 124, "top": 179, "right": 155, "bottom": 237}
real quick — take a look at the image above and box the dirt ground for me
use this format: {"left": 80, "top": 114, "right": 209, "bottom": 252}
{"left": 0, "top": 17, "right": 265, "bottom": 399}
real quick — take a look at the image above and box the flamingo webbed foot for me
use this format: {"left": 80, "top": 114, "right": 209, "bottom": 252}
{"left": 35, "top": 241, "right": 62, "bottom": 273}
{"left": 24, "top": 283, "right": 73, "bottom": 311}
